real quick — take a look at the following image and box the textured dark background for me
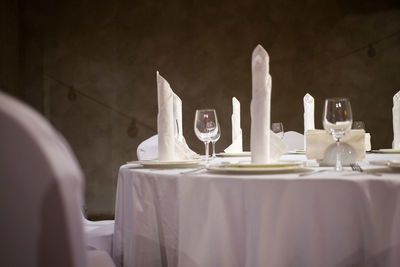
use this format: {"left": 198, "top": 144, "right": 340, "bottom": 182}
{"left": 1, "top": 0, "right": 400, "bottom": 218}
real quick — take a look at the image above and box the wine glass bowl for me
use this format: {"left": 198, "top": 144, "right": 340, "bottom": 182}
{"left": 323, "top": 98, "right": 353, "bottom": 171}
{"left": 194, "top": 109, "right": 219, "bottom": 162}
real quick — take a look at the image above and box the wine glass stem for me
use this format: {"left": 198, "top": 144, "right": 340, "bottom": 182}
{"left": 204, "top": 141, "right": 210, "bottom": 162}
{"left": 212, "top": 141, "right": 216, "bottom": 158}
{"left": 335, "top": 140, "right": 342, "bottom": 171}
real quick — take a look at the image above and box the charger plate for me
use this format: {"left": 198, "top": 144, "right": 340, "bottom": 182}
{"left": 216, "top": 151, "right": 251, "bottom": 157}
{"left": 207, "top": 161, "right": 304, "bottom": 173}
{"left": 371, "top": 149, "right": 400, "bottom": 154}
{"left": 128, "top": 159, "right": 201, "bottom": 168}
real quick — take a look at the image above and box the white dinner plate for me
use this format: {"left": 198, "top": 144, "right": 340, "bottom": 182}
{"left": 369, "top": 160, "right": 389, "bottom": 166}
{"left": 371, "top": 149, "right": 400, "bottom": 154}
{"left": 128, "top": 159, "right": 201, "bottom": 168}
{"left": 207, "top": 161, "right": 304, "bottom": 173}
{"left": 216, "top": 151, "right": 251, "bottom": 157}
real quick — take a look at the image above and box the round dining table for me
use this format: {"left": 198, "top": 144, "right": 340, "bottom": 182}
{"left": 112, "top": 153, "right": 400, "bottom": 267}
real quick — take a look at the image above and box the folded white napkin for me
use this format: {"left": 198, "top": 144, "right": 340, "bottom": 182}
{"left": 173, "top": 93, "right": 184, "bottom": 142}
{"left": 157, "top": 72, "right": 175, "bottom": 161}
{"left": 306, "top": 129, "right": 366, "bottom": 164}
{"left": 156, "top": 72, "right": 197, "bottom": 161}
{"left": 250, "top": 45, "right": 286, "bottom": 163}
{"left": 224, "top": 97, "right": 243, "bottom": 153}
{"left": 303, "top": 93, "right": 315, "bottom": 139}
{"left": 393, "top": 91, "right": 400, "bottom": 149}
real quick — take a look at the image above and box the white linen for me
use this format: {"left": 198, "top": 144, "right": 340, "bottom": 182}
{"left": 84, "top": 218, "right": 114, "bottom": 255}
{"left": 303, "top": 93, "right": 315, "bottom": 149}
{"left": 155, "top": 72, "right": 197, "bottom": 161}
{"left": 303, "top": 93, "right": 315, "bottom": 133}
{"left": 306, "top": 129, "right": 366, "bottom": 164}
{"left": 251, "top": 45, "right": 285, "bottom": 163}
{"left": 0, "top": 91, "right": 115, "bottom": 267}
{"left": 173, "top": 93, "right": 183, "bottom": 142}
{"left": 113, "top": 153, "right": 400, "bottom": 267}
{"left": 224, "top": 97, "right": 243, "bottom": 153}
{"left": 393, "top": 91, "right": 400, "bottom": 149}
{"left": 157, "top": 72, "right": 175, "bottom": 160}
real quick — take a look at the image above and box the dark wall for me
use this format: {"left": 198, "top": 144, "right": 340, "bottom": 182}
{"left": 2, "top": 0, "right": 400, "bottom": 217}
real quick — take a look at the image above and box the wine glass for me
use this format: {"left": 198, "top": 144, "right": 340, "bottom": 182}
{"left": 211, "top": 123, "right": 221, "bottom": 158}
{"left": 272, "top": 122, "right": 284, "bottom": 139}
{"left": 323, "top": 98, "right": 353, "bottom": 171}
{"left": 194, "top": 109, "right": 219, "bottom": 162}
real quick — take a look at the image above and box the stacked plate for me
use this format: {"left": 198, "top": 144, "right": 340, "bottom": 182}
{"left": 207, "top": 161, "right": 304, "bottom": 173}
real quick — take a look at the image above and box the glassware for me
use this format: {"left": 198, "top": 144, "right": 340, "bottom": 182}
{"left": 194, "top": 109, "right": 219, "bottom": 162}
{"left": 323, "top": 98, "right": 353, "bottom": 171}
{"left": 352, "top": 121, "right": 365, "bottom": 130}
{"left": 272, "top": 122, "right": 284, "bottom": 139}
{"left": 211, "top": 123, "right": 221, "bottom": 158}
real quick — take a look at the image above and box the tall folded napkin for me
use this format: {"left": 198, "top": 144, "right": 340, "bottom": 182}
{"left": 393, "top": 91, "right": 400, "bottom": 149}
{"left": 157, "top": 72, "right": 175, "bottom": 161}
{"left": 224, "top": 97, "right": 243, "bottom": 153}
{"left": 303, "top": 93, "right": 315, "bottom": 132}
{"left": 251, "top": 45, "right": 286, "bottom": 163}
{"left": 157, "top": 72, "right": 198, "bottom": 161}
{"left": 173, "top": 93, "right": 183, "bottom": 142}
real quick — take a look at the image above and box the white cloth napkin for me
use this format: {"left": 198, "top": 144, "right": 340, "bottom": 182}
{"left": 306, "top": 129, "right": 366, "bottom": 164}
{"left": 157, "top": 72, "right": 175, "bottom": 161}
{"left": 173, "top": 93, "right": 184, "bottom": 142}
{"left": 156, "top": 72, "right": 197, "bottom": 161}
{"left": 224, "top": 97, "right": 243, "bottom": 153}
{"left": 250, "top": 45, "right": 286, "bottom": 163}
{"left": 393, "top": 91, "right": 400, "bottom": 149}
{"left": 303, "top": 93, "right": 315, "bottom": 133}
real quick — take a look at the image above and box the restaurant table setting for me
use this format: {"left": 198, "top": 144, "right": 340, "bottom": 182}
{"left": 113, "top": 45, "right": 400, "bottom": 267}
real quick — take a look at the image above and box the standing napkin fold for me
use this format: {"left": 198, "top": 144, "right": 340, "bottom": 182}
{"left": 155, "top": 71, "right": 198, "bottom": 161}
{"left": 303, "top": 93, "right": 315, "bottom": 133}
{"left": 157, "top": 72, "right": 175, "bottom": 161}
{"left": 251, "top": 45, "right": 286, "bottom": 163}
{"left": 224, "top": 97, "right": 243, "bottom": 153}
{"left": 173, "top": 93, "right": 183, "bottom": 142}
{"left": 303, "top": 93, "right": 315, "bottom": 150}
{"left": 393, "top": 91, "right": 400, "bottom": 149}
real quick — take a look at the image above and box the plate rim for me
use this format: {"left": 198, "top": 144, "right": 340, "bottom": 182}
{"left": 128, "top": 159, "right": 201, "bottom": 166}
{"left": 216, "top": 151, "right": 251, "bottom": 157}
{"left": 207, "top": 161, "right": 304, "bottom": 173}
{"left": 372, "top": 149, "right": 400, "bottom": 153}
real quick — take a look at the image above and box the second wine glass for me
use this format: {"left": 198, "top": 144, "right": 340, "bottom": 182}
{"left": 322, "top": 98, "right": 353, "bottom": 171}
{"left": 194, "top": 109, "right": 219, "bottom": 162}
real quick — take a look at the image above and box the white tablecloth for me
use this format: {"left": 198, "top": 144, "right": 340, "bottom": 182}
{"left": 113, "top": 154, "right": 400, "bottom": 267}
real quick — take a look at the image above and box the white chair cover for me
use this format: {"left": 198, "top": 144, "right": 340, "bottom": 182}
{"left": 0, "top": 91, "right": 115, "bottom": 267}
{"left": 137, "top": 134, "right": 158, "bottom": 160}
{"left": 84, "top": 217, "right": 115, "bottom": 255}
{"left": 282, "top": 131, "right": 304, "bottom": 151}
